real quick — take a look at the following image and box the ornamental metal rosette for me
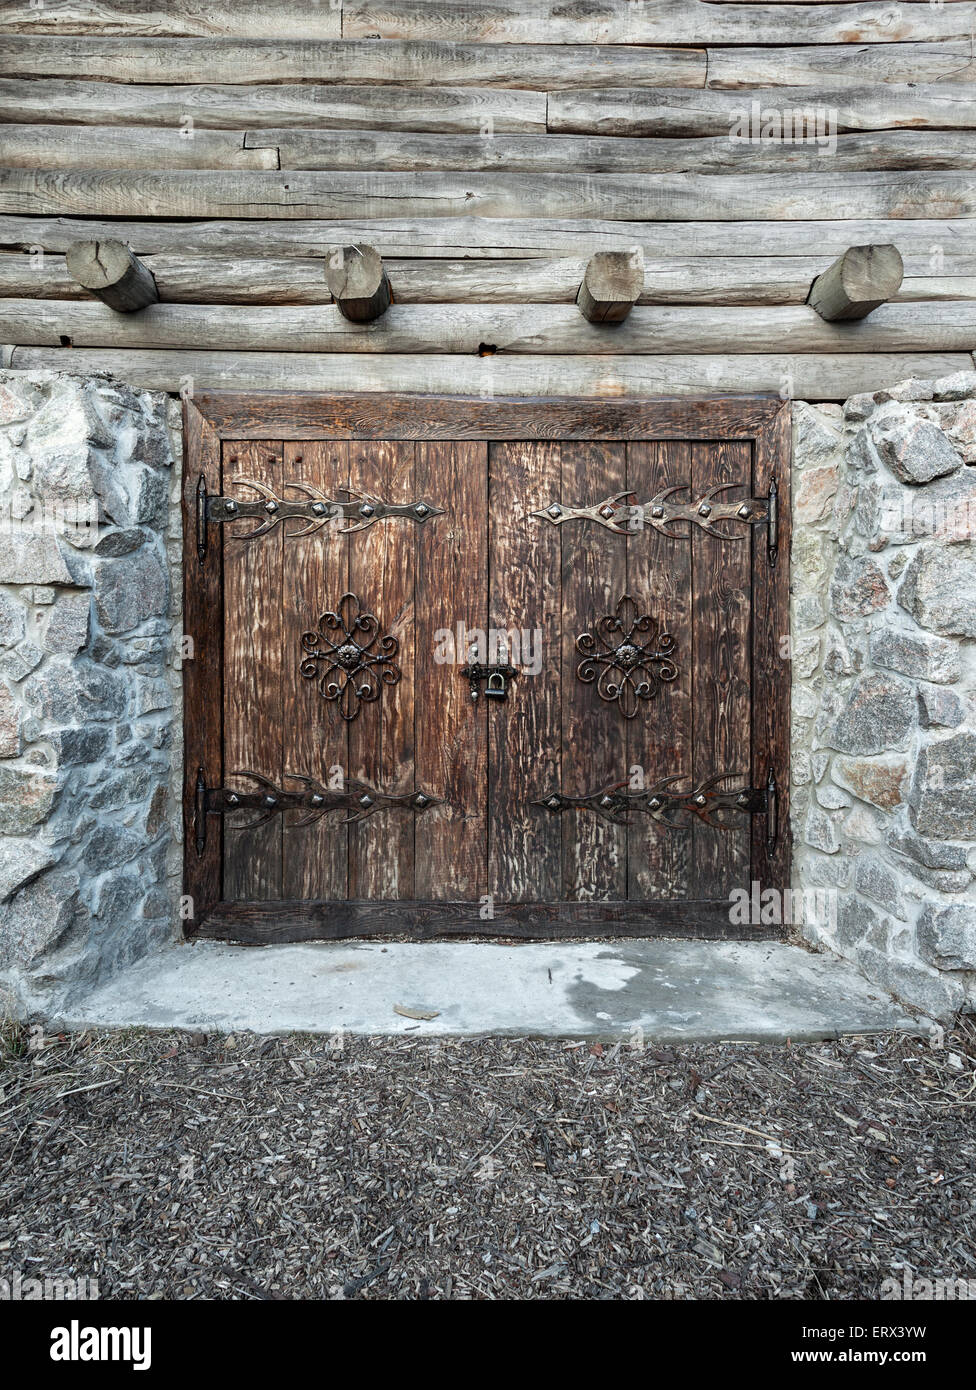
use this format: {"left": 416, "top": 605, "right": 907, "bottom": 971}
{"left": 300, "top": 592, "right": 401, "bottom": 721}
{"left": 576, "top": 594, "right": 677, "bottom": 718}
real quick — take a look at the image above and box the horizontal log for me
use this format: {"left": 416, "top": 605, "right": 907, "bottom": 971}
{"left": 3, "top": 169, "right": 973, "bottom": 223}
{"left": 707, "top": 42, "right": 976, "bottom": 89}
{"left": 341, "top": 0, "right": 976, "bottom": 45}
{"left": 0, "top": 125, "right": 279, "bottom": 170}
{"left": 0, "top": 80, "right": 546, "bottom": 133}
{"left": 9, "top": 347, "right": 972, "bottom": 400}
{"left": 0, "top": 1, "right": 341, "bottom": 36}
{"left": 64, "top": 239, "right": 159, "bottom": 311}
{"left": 4, "top": 216, "right": 974, "bottom": 263}
{"left": 549, "top": 85, "right": 976, "bottom": 136}
{"left": 0, "top": 36, "right": 706, "bottom": 88}
{"left": 5, "top": 299, "right": 976, "bottom": 354}
{"left": 3, "top": 252, "right": 975, "bottom": 307}
{"left": 250, "top": 128, "right": 976, "bottom": 175}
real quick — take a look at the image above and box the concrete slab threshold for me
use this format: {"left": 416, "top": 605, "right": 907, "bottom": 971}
{"left": 61, "top": 939, "right": 920, "bottom": 1042}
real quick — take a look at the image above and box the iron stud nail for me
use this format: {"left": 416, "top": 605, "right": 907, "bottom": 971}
{"left": 265, "top": 501, "right": 279, "bottom": 514}
{"left": 698, "top": 503, "right": 712, "bottom": 517}
{"left": 738, "top": 505, "right": 751, "bottom": 518}
{"left": 311, "top": 502, "right": 326, "bottom": 515}
{"left": 547, "top": 796, "right": 561, "bottom": 809}
{"left": 737, "top": 793, "right": 750, "bottom": 806}
{"left": 226, "top": 793, "right": 240, "bottom": 806}
{"left": 415, "top": 503, "right": 429, "bottom": 517}
{"left": 651, "top": 506, "right": 665, "bottom": 518}
{"left": 600, "top": 795, "right": 614, "bottom": 807}
{"left": 600, "top": 506, "right": 614, "bottom": 519}
{"left": 648, "top": 797, "right": 662, "bottom": 810}
{"left": 359, "top": 503, "right": 375, "bottom": 517}
{"left": 359, "top": 794, "right": 373, "bottom": 808}
{"left": 310, "top": 793, "right": 324, "bottom": 806}
{"left": 224, "top": 500, "right": 238, "bottom": 514}
{"left": 695, "top": 794, "right": 707, "bottom": 805}
{"left": 263, "top": 794, "right": 277, "bottom": 807}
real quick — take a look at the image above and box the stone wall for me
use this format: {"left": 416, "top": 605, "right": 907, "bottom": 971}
{"left": 791, "top": 371, "right": 976, "bottom": 1021}
{"left": 0, "top": 370, "right": 182, "bottom": 1017}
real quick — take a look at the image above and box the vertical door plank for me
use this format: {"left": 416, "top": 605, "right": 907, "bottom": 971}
{"left": 415, "top": 441, "right": 488, "bottom": 903}
{"left": 222, "top": 439, "right": 283, "bottom": 902}
{"left": 752, "top": 404, "right": 792, "bottom": 899}
{"left": 281, "top": 441, "right": 349, "bottom": 901}
{"left": 560, "top": 442, "right": 628, "bottom": 902}
{"left": 625, "top": 440, "right": 693, "bottom": 901}
{"left": 182, "top": 400, "right": 222, "bottom": 925}
{"left": 488, "top": 441, "right": 561, "bottom": 903}
{"left": 347, "top": 440, "right": 416, "bottom": 900}
{"left": 691, "top": 440, "right": 753, "bottom": 902}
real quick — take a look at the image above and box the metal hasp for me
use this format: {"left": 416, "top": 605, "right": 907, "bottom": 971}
{"left": 460, "top": 662, "right": 519, "bottom": 701}
{"left": 207, "top": 477, "right": 443, "bottom": 539}
{"left": 533, "top": 479, "right": 779, "bottom": 561}
{"left": 536, "top": 772, "right": 773, "bottom": 837}
{"left": 194, "top": 770, "right": 441, "bottom": 855}
{"left": 576, "top": 594, "right": 677, "bottom": 718}
{"left": 300, "top": 592, "right": 400, "bottom": 721}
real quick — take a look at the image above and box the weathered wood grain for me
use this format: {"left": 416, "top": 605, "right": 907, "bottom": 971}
{"left": 707, "top": 41, "right": 976, "bottom": 89}
{"left": 342, "top": 0, "right": 976, "bottom": 45}
{"left": 0, "top": 79, "right": 546, "bottom": 132}
{"left": 0, "top": 35, "right": 706, "bottom": 87}
{"left": 12, "top": 347, "right": 972, "bottom": 399}
{"left": 3, "top": 169, "right": 971, "bottom": 222}
{"left": 9, "top": 299, "right": 976, "bottom": 354}
{"left": 625, "top": 440, "right": 692, "bottom": 901}
{"left": 181, "top": 397, "right": 222, "bottom": 926}
{"left": 560, "top": 442, "right": 628, "bottom": 902}
{"left": 0, "top": 1, "right": 342, "bottom": 37}
{"left": 414, "top": 441, "right": 487, "bottom": 902}
{"left": 577, "top": 249, "right": 644, "bottom": 324}
{"left": 346, "top": 439, "right": 416, "bottom": 901}
{"left": 4, "top": 214, "right": 973, "bottom": 262}
{"left": 64, "top": 238, "right": 158, "bottom": 311}
{"left": 549, "top": 84, "right": 976, "bottom": 136}
{"left": 221, "top": 439, "right": 283, "bottom": 903}
{"left": 323, "top": 243, "right": 392, "bottom": 322}
{"left": 808, "top": 243, "right": 904, "bottom": 320}
{"left": 4, "top": 251, "right": 974, "bottom": 307}
{"left": 280, "top": 441, "right": 348, "bottom": 902}
{"left": 0, "top": 124, "right": 278, "bottom": 170}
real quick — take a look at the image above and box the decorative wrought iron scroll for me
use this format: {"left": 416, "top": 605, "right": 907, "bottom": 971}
{"left": 576, "top": 594, "right": 677, "bottom": 719}
{"left": 532, "top": 483, "right": 770, "bottom": 540}
{"left": 535, "top": 774, "right": 766, "bottom": 831}
{"left": 300, "top": 592, "right": 400, "bottom": 721}
{"left": 206, "top": 477, "right": 443, "bottom": 539}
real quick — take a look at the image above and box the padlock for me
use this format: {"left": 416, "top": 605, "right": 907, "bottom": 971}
{"left": 484, "top": 671, "right": 507, "bottom": 701}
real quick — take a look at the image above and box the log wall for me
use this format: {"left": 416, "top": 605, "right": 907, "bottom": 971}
{"left": 1, "top": 2, "right": 975, "bottom": 399}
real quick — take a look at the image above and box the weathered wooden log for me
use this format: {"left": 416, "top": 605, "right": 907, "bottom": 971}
{"left": 3, "top": 169, "right": 974, "bottom": 222}
{"left": 576, "top": 250, "right": 644, "bottom": 323}
{"left": 10, "top": 347, "right": 972, "bottom": 402}
{"left": 3, "top": 216, "right": 972, "bottom": 264}
{"left": 706, "top": 41, "right": 976, "bottom": 90}
{"left": 64, "top": 239, "right": 158, "bottom": 312}
{"left": 323, "top": 245, "right": 393, "bottom": 322}
{"left": 0, "top": 125, "right": 278, "bottom": 170}
{"left": 5, "top": 299, "right": 975, "bottom": 354}
{"left": 0, "top": 79, "right": 546, "bottom": 133}
{"left": 0, "top": 1, "right": 341, "bottom": 37}
{"left": 3, "top": 253, "right": 975, "bottom": 308}
{"left": 807, "top": 244, "right": 905, "bottom": 321}
{"left": 0, "top": 36, "right": 706, "bottom": 88}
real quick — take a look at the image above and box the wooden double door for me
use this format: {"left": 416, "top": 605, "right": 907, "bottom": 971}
{"left": 183, "top": 393, "right": 790, "bottom": 942}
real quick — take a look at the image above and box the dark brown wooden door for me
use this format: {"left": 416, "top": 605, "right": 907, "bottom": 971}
{"left": 183, "top": 394, "right": 790, "bottom": 942}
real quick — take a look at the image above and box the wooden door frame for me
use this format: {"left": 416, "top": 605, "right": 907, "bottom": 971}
{"left": 182, "top": 390, "right": 791, "bottom": 941}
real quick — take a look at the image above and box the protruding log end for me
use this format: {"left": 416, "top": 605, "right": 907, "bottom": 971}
{"left": 807, "top": 244, "right": 904, "bottom": 322}
{"left": 324, "top": 243, "right": 393, "bottom": 322}
{"left": 65, "top": 238, "right": 159, "bottom": 313}
{"left": 576, "top": 248, "right": 644, "bottom": 324}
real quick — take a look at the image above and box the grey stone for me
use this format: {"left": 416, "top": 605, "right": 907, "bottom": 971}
{"left": 0, "top": 681, "right": 20, "bottom": 757}
{"left": 81, "top": 824, "right": 143, "bottom": 871}
{"left": 844, "top": 392, "right": 876, "bottom": 424}
{"left": 793, "top": 593, "right": 825, "bottom": 632}
{"left": 874, "top": 378, "right": 936, "bottom": 404}
{"left": 830, "top": 555, "right": 890, "bottom": 621}
{"left": 917, "top": 904, "right": 976, "bottom": 972}
{"left": 854, "top": 855, "right": 906, "bottom": 920}
{"left": 899, "top": 542, "right": 976, "bottom": 637}
{"left": 0, "top": 590, "right": 26, "bottom": 649}
{"left": 864, "top": 402, "right": 962, "bottom": 485}
{"left": 910, "top": 733, "right": 976, "bottom": 839}
{"left": 843, "top": 805, "right": 882, "bottom": 843}
{"left": 856, "top": 944, "right": 965, "bottom": 1022}
{"left": 92, "top": 547, "right": 167, "bottom": 635}
{"left": 0, "top": 766, "right": 57, "bottom": 833}
{"left": 92, "top": 527, "right": 146, "bottom": 558}
{"left": 0, "top": 638, "right": 42, "bottom": 683}
{"left": 887, "top": 826, "right": 969, "bottom": 872}
{"left": 868, "top": 627, "right": 960, "bottom": 684}
{"left": 932, "top": 370, "right": 976, "bottom": 401}
{"left": 817, "top": 782, "right": 851, "bottom": 810}
{"left": 805, "top": 806, "right": 840, "bottom": 854}
{"left": 48, "top": 725, "right": 110, "bottom": 766}
{"left": 42, "top": 591, "right": 90, "bottom": 656}
{"left": 918, "top": 683, "right": 965, "bottom": 729}
{"left": 0, "top": 869, "right": 85, "bottom": 969}
{"left": 793, "top": 401, "right": 845, "bottom": 470}
{"left": 832, "top": 755, "right": 909, "bottom": 811}
{"left": 829, "top": 672, "right": 916, "bottom": 755}
{"left": 902, "top": 861, "right": 971, "bottom": 894}
{"left": 0, "top": 837, "right": 57, "bottom": 901}
{"left": 834, "top": 895, "right": 878, "bottom": 951}
{"left": 0, "top": 532, "right": 73, "bottom": 586}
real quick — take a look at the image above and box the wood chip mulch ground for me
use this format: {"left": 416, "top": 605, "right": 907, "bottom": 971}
{"left": 1, "top": 1020, "right": 974, "bottom": 1300}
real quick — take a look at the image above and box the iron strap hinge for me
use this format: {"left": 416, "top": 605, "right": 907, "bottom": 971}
{"left": 193, "top": 769, "right": 441, "bottom": 857}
